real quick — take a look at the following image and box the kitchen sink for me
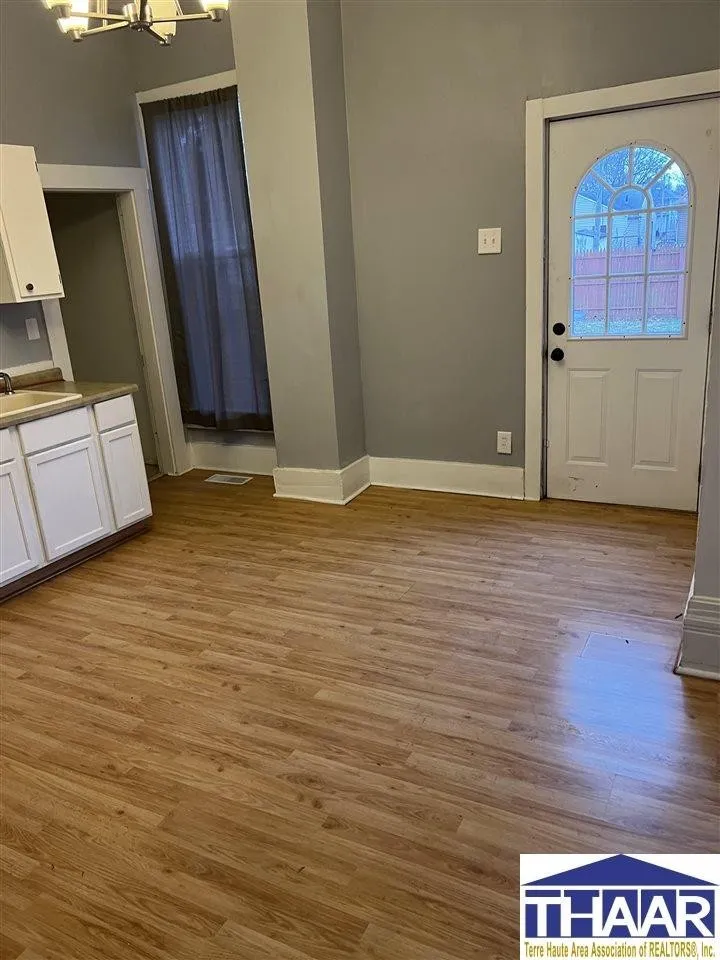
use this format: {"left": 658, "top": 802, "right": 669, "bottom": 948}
{"left": 0, "top": 390, "right": 82, "bottom": 418}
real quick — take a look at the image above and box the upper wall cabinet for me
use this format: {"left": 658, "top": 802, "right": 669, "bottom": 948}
{"left": 0, "top": 145, "right": 64, "bottom": 303}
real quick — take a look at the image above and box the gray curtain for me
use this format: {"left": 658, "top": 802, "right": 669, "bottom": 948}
{"left": 142, "top": 87, "right": 272, "bottom": 431}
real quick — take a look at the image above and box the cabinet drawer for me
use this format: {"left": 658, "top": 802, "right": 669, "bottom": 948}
{"left": 0, "top": 427, "right": 21, "bottom": 464}
{"left": 19, "top": 406, "right": 92, "bottom": 455}
{"left": 94, "top": 394, "right": 136, "bottom": 433}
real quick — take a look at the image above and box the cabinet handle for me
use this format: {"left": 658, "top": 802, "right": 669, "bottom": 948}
{"left": 25, "top": 283, "right": 34, "bottom": 292}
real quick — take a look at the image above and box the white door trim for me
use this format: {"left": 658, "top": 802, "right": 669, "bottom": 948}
{"left": 40, "top": 299, "right": 74, "bottom": 381}
{"left": 135, "top": 70, "right": 237, "bottom": 105}
{"left": 524, "top": 69, "right": 720, "bottom": 500}
{"left": 38, "top": 163, "right": 191, "bottom": 476}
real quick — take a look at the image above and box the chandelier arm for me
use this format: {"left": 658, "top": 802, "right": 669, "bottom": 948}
{"left": 146, "top": 25, "right": 171, "bottom": 43}
{"left": 82, "top": 20, "right": 131, "bottom": 35}
{"left": 150, "top": 13, "right": 213, "bottom": 21}
{"left": 88, "top": 12, "right": 129, "bottom": 20}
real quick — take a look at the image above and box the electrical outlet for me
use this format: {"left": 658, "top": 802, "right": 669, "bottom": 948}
{"left": 25, "top": 316, "right": 41, "bottom": 341}
{"left": 497, "top": 430, "right": 512, "bottom": 455}
{"left": 478, "top": 227, "right": 502, "bottom": 255}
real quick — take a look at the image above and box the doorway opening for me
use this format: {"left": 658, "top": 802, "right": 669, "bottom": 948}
{"left": 44, "top": 191, "right": 162, "bottom": 480}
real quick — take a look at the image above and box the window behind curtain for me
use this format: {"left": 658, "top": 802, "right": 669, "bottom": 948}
{"left": 141, "top": 86, "right": 272, "bottom": 431}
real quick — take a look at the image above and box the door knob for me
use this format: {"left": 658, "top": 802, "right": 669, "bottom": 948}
{"left": 552, "top": 322, "right": 566, "bottom": 335}
{"left": 550, "top": 347, "right": 565, "bottom": 362}
{"left": 25, "top": 282, "right": 34, "bottom": 292}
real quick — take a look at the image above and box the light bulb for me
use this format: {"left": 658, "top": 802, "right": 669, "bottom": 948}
{"left": 200, "top": 0, "right": 229, "bottom": 10}
{"left": 148, "top": 0, "right": 178, "bottom": 42}
{"left": 43, "top": 0, "right": 73, "bottom": 17}
{"left": 57, "top": 0, "right": 90, "bottom": 35}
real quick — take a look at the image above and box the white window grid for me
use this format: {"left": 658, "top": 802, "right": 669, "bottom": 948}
{"left": 569, "top": 144, "right": 692, "bottom": 340}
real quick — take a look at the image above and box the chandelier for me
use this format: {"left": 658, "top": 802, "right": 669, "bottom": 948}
{"left": 42, "top": 0, "right": 229, "bottom": 45}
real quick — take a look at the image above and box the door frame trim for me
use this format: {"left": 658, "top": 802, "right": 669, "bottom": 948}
{"left": 39, "top": 163, "right": 191, "bottom": 476}
{"left": 524, "top": 69, "right": 720, "bottom": 500}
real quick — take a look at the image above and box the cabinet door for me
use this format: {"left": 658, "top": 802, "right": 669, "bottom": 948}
{"left": 0, "top": 458, "right": 45, "bottom": 585}
{"left": 27, "top": 437, "right": 113, "bottom": 561}
{"left": 100, "top": 423, "right": 152, "bottom": 529}
{"left": 0, "top": 144, "right": 63, "bottom": 301}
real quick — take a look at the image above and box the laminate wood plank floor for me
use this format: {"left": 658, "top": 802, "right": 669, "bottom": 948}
{"left": 1, "top": 473, "right": 717, "bottom": 960}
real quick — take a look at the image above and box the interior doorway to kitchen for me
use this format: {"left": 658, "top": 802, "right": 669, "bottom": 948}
{"left": 45, "top": 191, "right": 161, "bottom": 480}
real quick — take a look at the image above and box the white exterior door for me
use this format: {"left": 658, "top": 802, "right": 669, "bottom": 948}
{"left": 547, "top": 99, "right": 719, "bottom": 510}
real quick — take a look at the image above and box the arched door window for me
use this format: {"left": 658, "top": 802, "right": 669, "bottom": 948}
{"left": 571, "top": 145, "right": 691, "bottom": 338}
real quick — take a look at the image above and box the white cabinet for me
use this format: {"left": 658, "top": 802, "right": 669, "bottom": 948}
{"left": 0, "top": 456, "right": 45, "bottom": 586}
{"left": 1, "top": 395, "right": 151, "bottom": 593}
{"left": 0, "top": 144, "right": 63, "bottom": 303}
{"left": 26, "top": 436, "right": 113, "bottom": 561}
{"left": 100, "top": 423, "right": 152, "bottom": 528}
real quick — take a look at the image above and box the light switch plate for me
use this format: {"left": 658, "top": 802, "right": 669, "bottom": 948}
{"left": 25, "top": 316, "right": 41, "bottom": 341}
{"left": 497, "top": 430, "right": 512, "bottom": 455}
{"left": 478, "top": 227, "right": 501, "bottom": 254}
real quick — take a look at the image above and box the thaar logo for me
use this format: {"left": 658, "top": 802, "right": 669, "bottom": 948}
{"left": 522, "top": 855, "right": 717, "bottom": 939}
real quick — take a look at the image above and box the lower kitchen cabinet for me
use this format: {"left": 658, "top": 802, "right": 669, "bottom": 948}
{"left": 0, "top": 457, "right": 45, "bottom": 585}
{"left": 0, "top": 392, "right": 151, "bottom": 595}
{"left": 26, "top": 434, "right": 114, "bottom": 561}
{"left": 100, "top": 422, "right": 152, "bottom": 528}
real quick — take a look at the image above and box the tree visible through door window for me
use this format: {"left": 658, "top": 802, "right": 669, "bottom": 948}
{"left": 571, "top": 145, "right": 691, "bottom": 338}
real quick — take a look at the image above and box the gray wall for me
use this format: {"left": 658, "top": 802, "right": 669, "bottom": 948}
{"left": 231, "top": 0, "right": 343, "bottom": 469}
{"left": 0, "top": 0, "right": 138, "bottom": 166}
{"left": 45, "top": 192, "right": 157, "bottom": 465}
{"left": 308, "top": 0, "right": 365, "bottom": 467}
{"left": 0, "top": 302, "right": 52, "bottom": 369}
{"left": 130, "top": 0, "right": 235, "bottom": 93}
{"left": 341, "top": 0, "right": 720, "bottom": 466}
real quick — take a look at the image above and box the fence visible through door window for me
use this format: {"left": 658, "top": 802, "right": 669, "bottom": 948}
{"left": 570, "top": 144, "right": 691, "bottom": 339}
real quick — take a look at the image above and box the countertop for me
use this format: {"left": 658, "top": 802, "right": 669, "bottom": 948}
{"left": 0, "top": 374, "right": 138, "bottom": 429}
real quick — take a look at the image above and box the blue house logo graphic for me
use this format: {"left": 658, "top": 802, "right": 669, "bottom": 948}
{"left": 522, "top": 855, "right": 717, "bottom": 940}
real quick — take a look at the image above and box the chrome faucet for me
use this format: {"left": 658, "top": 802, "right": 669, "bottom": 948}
{"left": 0, "top": 371, "right": 15, "bottom": 395}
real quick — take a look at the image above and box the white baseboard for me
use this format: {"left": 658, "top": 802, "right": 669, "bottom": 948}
{"left": 369, "top": 457, "right": 525, "bottom": 499}
{"left": 676, "top": 592, "right": 720, "bottom": 680}
{"left": 273, "top": 455, "right": 370, "bottom": 505}
{"left": 272, "top": 455, "right": 525, "bottom": 504}
{"left": 189, "top": 435, "right": 277, "bottom": 476}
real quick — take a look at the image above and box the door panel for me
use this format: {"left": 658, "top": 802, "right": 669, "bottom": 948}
{"left": 547, "top": 98, "right": 719, "bottom": 510}
{"left": 566, "top": 370, "right": 608, "bottom": 463}
{"left": 632, "top": 370, "right": 679, "bottom": 468}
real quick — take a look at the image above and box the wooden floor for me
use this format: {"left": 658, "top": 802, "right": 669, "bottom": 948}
{"left": 1, "top": 473, "right": 717, "bottom": 960}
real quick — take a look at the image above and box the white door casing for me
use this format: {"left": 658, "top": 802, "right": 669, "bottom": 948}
{"left": 26, "top": 436, "right": 114, "bottom": 560}
{"left": 547, "top": 99, "right": 719, "bottom": 510}
{"left": 0, "top": 458, "right": 45, "bottom": 585}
